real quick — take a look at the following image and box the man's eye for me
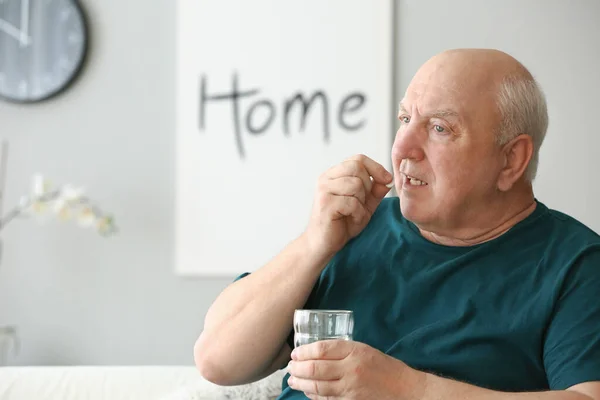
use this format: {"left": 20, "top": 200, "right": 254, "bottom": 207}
{"left": 400, "top": 116, "right": 410, "bottom": 123}
{"left": 434, "top": 125, "right": 445, "bottom": 133}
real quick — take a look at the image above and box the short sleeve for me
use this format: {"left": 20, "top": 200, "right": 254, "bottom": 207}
{"left": 544, "top": 247, "right": 600, "bottom": 389}
{"left": 233, "top": 272, "right": 250, "bottom": 282}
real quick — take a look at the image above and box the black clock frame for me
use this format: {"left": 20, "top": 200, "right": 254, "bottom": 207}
{"left": 0, "top": 0, "right": 90, "bottom": 104}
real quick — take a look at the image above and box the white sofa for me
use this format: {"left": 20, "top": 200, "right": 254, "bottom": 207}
{"left": 0, "top": 366, "right": 286, "bottom": 400}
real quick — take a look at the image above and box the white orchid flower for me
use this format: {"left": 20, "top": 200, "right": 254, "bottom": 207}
{"left": 77, "top": 207, "right": 96, "bottom": 227}
{"left": 61, "top": 185, "right": 85, "bottom": 202}
{"left": 32, "top": 174, "right": 50, "bottom": 197}
{"left": 31, "top": 200, "right": 50, "bottom": 219}
{"left": 96, "top": 216, "right": 115, "bottom": 236}
{"left": 54, "top": 204, "right": 71, "bottom": 221}
{"left": 52, "top": 185, "right": 85, "bottom": 220}
{"left": 1, "top": 174, "right": 116, "bottom": 236}
{"left": 18, "top": 196, "right": 31, "bottom": 214}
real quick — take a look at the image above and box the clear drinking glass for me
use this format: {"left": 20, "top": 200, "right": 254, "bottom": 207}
{"left": 293, "top": 309, "right": 354, "bottom": 348}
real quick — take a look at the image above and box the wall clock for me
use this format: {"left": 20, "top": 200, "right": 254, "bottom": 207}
{"left": 0, "top": 0, "right": 89, "bottom": 103}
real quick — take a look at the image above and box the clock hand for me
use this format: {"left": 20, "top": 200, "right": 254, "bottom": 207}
{"left": 19, "top": 0, "right": 31, "bottom": 47}
{"left": 0, "top": 18, "right": 23, "bottom": 42}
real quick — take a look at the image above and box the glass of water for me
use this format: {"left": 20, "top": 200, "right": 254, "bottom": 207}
{"left": 293, "top": 309, "right": 354, "bottom": 348}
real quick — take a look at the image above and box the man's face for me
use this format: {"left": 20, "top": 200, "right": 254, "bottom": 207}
{"left": 391, "top": 55, "right": 506, "bottom": 232}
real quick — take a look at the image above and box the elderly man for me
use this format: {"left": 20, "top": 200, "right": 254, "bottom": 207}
{"left": 194, "top": 49, "right": 600, "bottom": 400}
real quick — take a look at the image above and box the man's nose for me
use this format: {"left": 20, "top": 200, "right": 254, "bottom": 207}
{"left": 392, "top": 124, "right": 425, "bottom": 162}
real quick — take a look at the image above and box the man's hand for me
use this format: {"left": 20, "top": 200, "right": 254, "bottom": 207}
{"left": 303, "top": 154, "right": 393, "bottom": 260}
{"left": 287, "top": 342, "right": 600, "bottom": 400}
{"left": 287, "top": 340, "right": 420, "bottom": 400}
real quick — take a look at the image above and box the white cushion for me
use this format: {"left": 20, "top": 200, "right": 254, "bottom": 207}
{"left": 0, "top": 366, "right": 286, "bottom": 400}
{"left": 0, "top": 366, "right": 201, "bottom": 400}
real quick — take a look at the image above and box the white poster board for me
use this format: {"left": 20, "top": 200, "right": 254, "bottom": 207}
{"left": 175, "top": 0, "right": 394, "bottom": 276}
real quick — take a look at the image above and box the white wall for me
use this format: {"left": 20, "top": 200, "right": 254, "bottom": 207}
{"left": 0, "top": 0, "right": 598, "bottom": 365}
{"left": 0, "top": 0, "right": 224, "bottom": 366}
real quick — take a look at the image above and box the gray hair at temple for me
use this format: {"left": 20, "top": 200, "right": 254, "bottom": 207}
{"left": 495, "top": 74, "right": 549, "bottom": 182}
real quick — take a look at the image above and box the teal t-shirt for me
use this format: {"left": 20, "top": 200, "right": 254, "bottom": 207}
{"left": 276, "top": 197, "right": 600, "bottom": 399}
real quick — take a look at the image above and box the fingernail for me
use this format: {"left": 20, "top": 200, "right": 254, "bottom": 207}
{"left": 291, "top": 349, "right": 297, "bottom": 360}
{"left": 386, "top": 180, "right": 394, "bottom": 188}
{"left": 288, "top": 376, "right": 295, "bottom": 386}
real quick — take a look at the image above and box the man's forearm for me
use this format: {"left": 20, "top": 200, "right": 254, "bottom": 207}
{"left": 403, "top": 368, "right": 595, "bottom": 400}
{"left": 195, "top": 234, "right": 330, "bottom": 385}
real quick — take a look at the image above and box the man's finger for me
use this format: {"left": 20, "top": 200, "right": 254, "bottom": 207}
{"left": 325, "top": 160, "right": 372, "bottom": 193}
{"left": 288, "top": 360, "right": 343, "bottom": 380}
{"left": 291, "top": 339, "right": 352, "bottom": 361}
{"left": 347, "top": 154, "right": 392, "bottom": 185}
{"left": 324, "top": 177, "right": 367, "bottom": 204}
{"left": 306, "top": 395, "right": 333, "bottom": 400}
{"left": 365, "top": 182, "right": 393, "bottom": 215}
{"left": 287, "top": 376, "right": 342, "bottom": 397}
{"left": 327, "top": 196, "right": 367, "bottom": 225}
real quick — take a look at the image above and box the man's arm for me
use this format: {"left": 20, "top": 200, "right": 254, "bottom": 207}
{"left": 194, "top": 234, "right": 329, "bottom": 386}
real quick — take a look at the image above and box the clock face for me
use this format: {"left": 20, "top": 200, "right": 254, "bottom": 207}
{"left": 0, "top": 0, "right": 88, "bottom": 103}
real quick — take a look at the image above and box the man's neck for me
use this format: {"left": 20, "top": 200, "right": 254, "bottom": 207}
{"left": 418, "top": 190, "right": 537, "bottom": 247}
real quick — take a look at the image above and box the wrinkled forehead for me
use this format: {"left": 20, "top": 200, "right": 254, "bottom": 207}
{"left": 401, "top": 64, "right": 500, "bottom": 121}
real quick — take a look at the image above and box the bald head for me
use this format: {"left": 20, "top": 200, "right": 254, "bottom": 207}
{"left": 412, "top": 49, "right": 532, "bottom": 107}
{"left": 428, "top": 48, "right": 533, "bottom": 80}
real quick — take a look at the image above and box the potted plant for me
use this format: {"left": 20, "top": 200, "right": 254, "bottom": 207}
{"left": 0, "top": 140, "right": 117, "bottom": 365}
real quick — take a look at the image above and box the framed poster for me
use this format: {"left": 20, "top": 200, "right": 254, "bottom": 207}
{"left": 175, "top": 0, "right": 394, "bottom": 276}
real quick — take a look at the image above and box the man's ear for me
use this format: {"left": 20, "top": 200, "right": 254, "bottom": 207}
{"left": 497, "top": 134, "right": 533, "bottom": 191}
